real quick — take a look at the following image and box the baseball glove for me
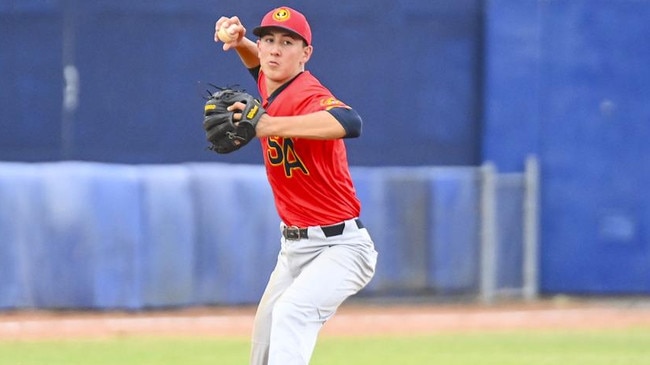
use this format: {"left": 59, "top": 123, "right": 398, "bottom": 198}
{"left": 202, "top": 87, "right": 265, "bottom": 154}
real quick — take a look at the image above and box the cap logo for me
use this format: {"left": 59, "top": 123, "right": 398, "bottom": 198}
{"left": 272, "top": 8, "right": 291, "bottom": 22}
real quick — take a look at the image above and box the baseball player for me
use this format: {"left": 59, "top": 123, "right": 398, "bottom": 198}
{"left": 210, "top": 6, "right": 378, "bottom": 365}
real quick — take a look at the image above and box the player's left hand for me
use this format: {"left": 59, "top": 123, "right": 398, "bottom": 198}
{"left": 202, "top": 87, "right": 265, "bottom": 154}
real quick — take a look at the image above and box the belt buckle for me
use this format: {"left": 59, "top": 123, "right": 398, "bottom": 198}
{"left": 284, "top": 226, "right": 301, "bottom": 241}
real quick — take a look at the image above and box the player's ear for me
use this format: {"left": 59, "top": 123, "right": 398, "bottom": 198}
{"left": 301, "top": 45, "right": 313, "bottom": 63}
{"left": 256, "top": 39, "right": 263, "bottom": 57}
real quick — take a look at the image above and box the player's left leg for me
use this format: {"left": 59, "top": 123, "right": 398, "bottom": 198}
{"left": 267, "top": 221, "right": 377, "bottom": 365}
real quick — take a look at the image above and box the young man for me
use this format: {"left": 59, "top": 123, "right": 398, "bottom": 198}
{"left": 214, "top": 6, "right": 378, "bottom": 365}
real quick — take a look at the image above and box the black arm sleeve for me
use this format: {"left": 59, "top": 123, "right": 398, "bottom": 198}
{"left": 327, "top": 107, "right": 363, "bottom": 139}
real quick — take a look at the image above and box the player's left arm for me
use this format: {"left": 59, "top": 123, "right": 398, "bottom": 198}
{"left": 254, "top": 107, "right": 362, "bottom": 140}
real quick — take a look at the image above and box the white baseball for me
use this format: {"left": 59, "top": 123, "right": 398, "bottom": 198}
{"left": 218, "top": 24, "right": 236, "bottom": 43}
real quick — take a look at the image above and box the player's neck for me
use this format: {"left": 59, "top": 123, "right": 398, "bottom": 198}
{"left": 265, "top": 70, "right": 305, "bottom": 97}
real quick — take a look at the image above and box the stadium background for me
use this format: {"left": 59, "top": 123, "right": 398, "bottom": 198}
{"left": 1, "top": 0, "right": 649, "bottom": 310}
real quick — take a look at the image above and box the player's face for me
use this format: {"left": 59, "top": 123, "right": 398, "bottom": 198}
{"left": 258, "top": 31, "right": 312, "bottom": 87}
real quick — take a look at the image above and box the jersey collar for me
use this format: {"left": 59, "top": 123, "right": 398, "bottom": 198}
{"left": 265, "top": 71, "right": 304, "bottom": 108}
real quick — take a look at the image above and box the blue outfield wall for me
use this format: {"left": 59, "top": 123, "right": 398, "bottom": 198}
{"left": 0, "top": 162, "right": 487, "bottom": 310}
{"left": 483, "top": 0, "right": 650, "bottom": 294}
{"left": 0, "top": 0, "right": 482, "bottom": 166}
{"left": 4, "top": 0, "right": 650, "bottom": 300}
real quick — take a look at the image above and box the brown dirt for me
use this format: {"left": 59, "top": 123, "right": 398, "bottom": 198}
{"left": 1, "top": 298, "right": 650, "bottom": 340}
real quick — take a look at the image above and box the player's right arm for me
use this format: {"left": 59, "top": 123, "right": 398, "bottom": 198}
{"left": 215, "top": 16, "right": 260, "bottom": 69}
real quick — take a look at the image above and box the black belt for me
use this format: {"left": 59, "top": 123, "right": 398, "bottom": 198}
{"left": 282, "top": 219, "right": 364, "bottom": 241}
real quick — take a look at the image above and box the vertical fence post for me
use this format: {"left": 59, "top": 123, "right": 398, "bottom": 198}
{"left": 480, "top": 162, "right": 498, "bottom": 304}
{"left": 523, "top": 155, "right": 540, "bottom": 301}
{"left": 61, "top": 0, "right": 79, "bottom": 159}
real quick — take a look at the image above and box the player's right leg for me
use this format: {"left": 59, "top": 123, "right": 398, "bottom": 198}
{"left": 250, "top": 252, "right": 294, "bottom": 365}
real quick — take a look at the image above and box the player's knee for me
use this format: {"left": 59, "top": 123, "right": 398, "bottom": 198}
{"left": 272, "top": 298, "right": 311, "bottom": 325}
{"left": 272, "top": 299, "right": 300, "bottom": 321}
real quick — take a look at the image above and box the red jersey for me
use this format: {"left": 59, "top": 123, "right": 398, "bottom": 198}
{"left": 257, "top": 70, "right": 361, "bottom": 227}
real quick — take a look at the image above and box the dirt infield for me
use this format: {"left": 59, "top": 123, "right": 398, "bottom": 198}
{"left": 2, "top": 298, "right": 650, "bottom": 340}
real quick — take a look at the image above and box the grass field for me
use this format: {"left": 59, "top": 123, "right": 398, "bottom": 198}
{"left": 1, "top": 329, "right": 649, "bottom": 365}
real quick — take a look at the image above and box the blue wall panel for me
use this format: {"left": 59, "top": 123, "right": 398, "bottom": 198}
{"left": 307, "top": 0, "right": 483, "bottom": 166}
{"left": 0, "top": 164, "right": 45, "bottom": 308}
{"left": 88, "top": 164, "right": 142, "bottom": 309}
{"left": 352, "top": 167, "right": 482, "bottom": 295}
{"left": 34, "top": 163, "right": 100, "bottom": 308}
{"left": 31, "top": 163, "right": 140, "bottom": 308}
{"left": 482, "top": 0, "right": 542, "bottom": 172}
{"left": 539, "top": 1, "right": 650, "bottom": 293}
{"left": 381, "top": 170, "right": 432, "bottom": 293}
{"left": 0, "top": 0, "right": 482, "bottom": 166}
{"left": 428, "top": 169, "right": 480, "bottom": 293}
{"left": 0, "top": 5, "right": 63, "bottom": 161}
{"left": 137, "top": 165, "right": 196, "bottom": 307}
{"left": 484, "top": 0, "right": 650, "bottom": 294}
{"left": 188, "top": 163, "right": 278, "bottom": 305}
{"left": 349, "top": 168, "right": 389, "bottom": 294}
{"left": 0, "top": 162, "right": 490, "bottom": 309}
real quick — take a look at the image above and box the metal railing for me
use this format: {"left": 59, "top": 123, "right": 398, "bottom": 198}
{"left": 480, "top": 156, "right": 540, "bottom": 304}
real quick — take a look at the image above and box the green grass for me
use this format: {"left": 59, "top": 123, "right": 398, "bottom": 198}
{"left": 0, "top": 337, "right": 249, "bottom": 365}
{"left": 312, "top": 330, "right": 650, "bottom": 365}
{"left": 1, "top": 330, "right": 649, "bottom": 365}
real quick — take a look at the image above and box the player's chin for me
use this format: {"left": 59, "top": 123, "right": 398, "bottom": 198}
{"left": 262, "top": 67, "right": 292, "bottom": 83}
{"left": 262, "top": 62, "right": 281, "bottom": 75}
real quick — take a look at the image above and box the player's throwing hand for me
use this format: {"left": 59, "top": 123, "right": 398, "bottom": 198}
{"left": 214, "top": 16, "right": 245, "bottom": 50}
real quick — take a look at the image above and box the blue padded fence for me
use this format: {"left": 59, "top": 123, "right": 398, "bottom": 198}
{"left": 0, "top": 162, "right": 511, "bottom": 310}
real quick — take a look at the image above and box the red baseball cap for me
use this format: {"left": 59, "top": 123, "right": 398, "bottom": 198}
{"left": 252, "top": 6, "right": 312, "bottom": 45}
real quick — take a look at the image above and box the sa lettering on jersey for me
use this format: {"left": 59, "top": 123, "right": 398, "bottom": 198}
{"left": 267, "top": 137, "right": 309, "bottom": 178}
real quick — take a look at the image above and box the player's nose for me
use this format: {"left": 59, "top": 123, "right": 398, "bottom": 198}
{"left": 268, "top": 43, "right": 281, "bottom": 55}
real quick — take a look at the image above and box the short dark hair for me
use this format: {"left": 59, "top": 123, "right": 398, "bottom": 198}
{"left": 259, "top": 27, "right": 308, "bottom": 47}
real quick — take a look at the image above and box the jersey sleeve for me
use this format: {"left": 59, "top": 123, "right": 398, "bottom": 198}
{"left": 300, "top": 82, "right": 351, "bottom": 113}
{"left": 298, "top": 81, "right": 360, "bottom": 138}
{"left": 327, "top": 107, "right": 362, "bottom": 138}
